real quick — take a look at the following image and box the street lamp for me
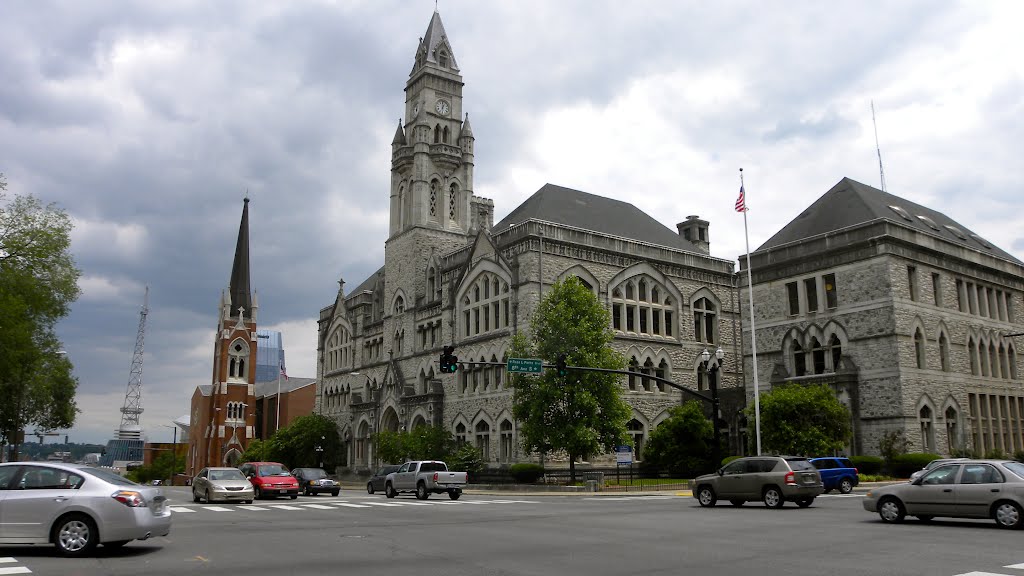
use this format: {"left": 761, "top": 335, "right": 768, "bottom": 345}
{"left": 315, "top": 436, "right": 325, "bottom": 469}
{"left": 700, "top": 347, "right": 725, "bottom": 467}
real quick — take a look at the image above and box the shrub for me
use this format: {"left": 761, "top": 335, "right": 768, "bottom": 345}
{"left": 984, "top": 448, "right": 1008, "bottom": 460}
{"left": 447, "top": 444, "right": 485, "bottom": 475}
{"left": 1015, "top": 450, "right": 1024, "bottom": 463}
{"left": 850, "top": 455, "right": 883, "bottom": 475}
{"left": 509, "top": 463, "right": 544, "bottom": 483}
{"left": 889, "top": 453, "right": 942, "bottom": 478}
{"left": 878, "top": 430, "right": 909, "bottom": 466}
{"left": 721, "top": 455, "right": 741, "bottom": 467}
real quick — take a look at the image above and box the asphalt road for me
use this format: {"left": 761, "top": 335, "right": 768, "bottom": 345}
{"left": 6, "top": 489, "right": 1024, "bottom": 576}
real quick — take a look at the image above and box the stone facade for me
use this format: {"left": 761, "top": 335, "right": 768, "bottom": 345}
{"left": 316, "top": 11, "right": 744, "bottom": 471}
{"left": 740, "top": 180, "right": 1024, "bottom": 457}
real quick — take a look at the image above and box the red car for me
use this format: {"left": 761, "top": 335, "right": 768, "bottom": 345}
{"left": 238, "top": 462, "right": 299, "bottom": 499}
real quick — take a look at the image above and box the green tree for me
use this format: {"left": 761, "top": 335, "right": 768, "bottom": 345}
{"left": 374, "top": 425, "right": 455, "bottom": 464}
{"left": 511, "top": 277, "right": 631, "bottom": 484}
{"left": 0, "top": 176, "right": 82, "bottom": 459}
{"left": 447, "top": 443, "right": 485, "bottom": 475}
{"left": 374, "top": 429, "right": 406, "bottom": 465}
{"left": 265, "top": 414, "right": 341, "bottom": 470}
{"left": 126, "top": 450, "right": 185, "bottom": 484}
{"left": 749, "top": 383, "right": 851, "bottom": 456}
{"left": 240, "top": 438, "right": 274, "bottom": 463}
{"left": 642, "top": 401, "right": 714, "bottom": 477}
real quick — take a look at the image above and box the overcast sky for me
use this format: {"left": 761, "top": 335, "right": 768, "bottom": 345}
{"left": 3, "top": 1, "right": 1022, "bottom": 445}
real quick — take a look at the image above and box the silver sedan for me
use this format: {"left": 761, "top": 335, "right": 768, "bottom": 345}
{"left": 0, "top": 462, "right": 171, "bottom": 556}
{"left": 191, "top": 467, "right": 255, "bottom": 503}
{"left": 863, "top": 459, "right": 1024, "bottom": 529}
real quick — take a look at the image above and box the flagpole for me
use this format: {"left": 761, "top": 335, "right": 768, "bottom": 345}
{"left": 740, "top": 168, "right": 763, "bottom": 456}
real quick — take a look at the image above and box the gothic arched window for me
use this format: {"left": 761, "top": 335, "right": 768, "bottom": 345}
{"left": 914, "top": 329, "right": 925, "bottom": 369}
{"left": 610, "top": 275, "right": 676, "bottom": 339}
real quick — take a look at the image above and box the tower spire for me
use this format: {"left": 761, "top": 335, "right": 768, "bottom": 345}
{"left": 229, "top": 198, "right": 252, "bottom": 316}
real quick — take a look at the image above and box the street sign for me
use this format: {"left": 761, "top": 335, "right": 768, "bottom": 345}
{"left": 507, "top": 357, "right": 543, "bottom": 374}
{"left": 615, "top": 445, "right": 633, "bottom": 465}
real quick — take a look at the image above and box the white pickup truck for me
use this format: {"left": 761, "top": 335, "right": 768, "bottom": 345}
{"left": 384, "top": 460, "right": 468, "bottom": 500}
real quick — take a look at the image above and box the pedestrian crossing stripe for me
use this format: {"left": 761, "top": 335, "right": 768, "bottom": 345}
{"left": 300, "top": 504, "right": 335, "bottom": 510}
{"left": 269, "top": 505, "right": 303, "bottom": 510}
{"left": 169, "top": 506, "right": 195, "bottom": 513}
{"left": 1006, "top": 565, "right": 1024, "bottom": 570}
{"left": 362, "top": 501, "right": 404, "bottom": 507}
{"left": 203, "top": 506, "right": 234, "bottom": 512}
{"left": 0, "top": 560, "right": 17, "bottom": 564}
{"left": 333, "top": 503, "right": 371, "bottom": 508}
{"left": 0, "top": 567, "right": 31, "bottom": 575}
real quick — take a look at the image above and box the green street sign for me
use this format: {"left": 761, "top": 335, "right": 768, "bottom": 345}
{"left": 507, "top": 357, "right": 543, "bottom": 374}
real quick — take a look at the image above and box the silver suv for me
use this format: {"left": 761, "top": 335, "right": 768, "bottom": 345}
{"left": 693, "top": 456, "right": 824, "bottom": 508}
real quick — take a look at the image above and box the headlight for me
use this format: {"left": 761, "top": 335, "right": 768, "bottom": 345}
{"left": 865, "top": 491, "right": 872, "bottom": 498}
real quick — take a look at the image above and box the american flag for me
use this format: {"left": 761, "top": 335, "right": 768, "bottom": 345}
{"left": 280, "top": 364, "right": 288, "bottom": 380}
{"left": 735, "top": 185, "right": 747, "bottom": 212}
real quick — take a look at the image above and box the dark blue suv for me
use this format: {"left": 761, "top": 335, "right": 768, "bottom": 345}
{"left": 809, "top": 457, "right": 859, "bottom": 494}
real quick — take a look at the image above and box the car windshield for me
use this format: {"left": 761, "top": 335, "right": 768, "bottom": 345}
{"left": 786, "top": 459, "right": 815, "bottom": 471}
{"left": 258, "top": 465, "right": 289, "bottom": 477}
{"left": 79, "top": 468, "right": 139, "bottom": 486}
{"left": 300, "top": 469, "right": 327, "bottom": 479}
{"left": 1003, "top": 462, "right": 1024, "bottom": 479}
{"left": 210, "top": 469, "right": 246, "bottom": 481}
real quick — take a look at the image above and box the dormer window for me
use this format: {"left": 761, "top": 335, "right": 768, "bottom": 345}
{"left": 917, "top": 215, "right": 940, "bottom": 231}
{"left": 944, "top": 225, "right": 968, "bottom": 240}
{"left": 439, "top": 51, "right": 449, "bottom": 68}
{"left": 888, "top": 205, "right": 912, "bottom": 221}
{"left": 970, "top": 234, "right": 992, "bottom": 249}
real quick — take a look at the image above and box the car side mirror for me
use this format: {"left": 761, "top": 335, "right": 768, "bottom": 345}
{"left": 247, "top": 474, "right": 254, "bottom": 480}
{"left": 717, "top": 468, "right": 724, "bottom": 476}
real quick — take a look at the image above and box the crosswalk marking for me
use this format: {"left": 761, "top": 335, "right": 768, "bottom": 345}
{"left": 269, "top": 505, "right": 303, "bottom": 510}
{"left": 241, "top": 506, "right": 270, "bottom": 510}
{"left": 953, "top": 572, "right": 1015, "bottom": 576}
{"left": 333, "top": 503, "right": 371, "bottom": 508}
{"left": 169, "top": 506, "right": 195, "bottom": 513}
{"left": 363, "top": 501, "right": 405, "bottom": 507}
{"left": 1006, "top": 566, "right": 1024, "bottom": 570}
{"left": 300, "top": 504, "right": 335, "bottom": 510}
{"left": 203, "top": 506, "right": 234, "bottom": 512}
{"left": 0, "top": 568, "right": 31, "bottom": 575}
{"left": 0, "top": 560, "right": 16, "bottom": 565}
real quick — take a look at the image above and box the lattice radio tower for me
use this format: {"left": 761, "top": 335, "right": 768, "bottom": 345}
{"left": 117, "top": 286, "right": 148, "bottom": 437}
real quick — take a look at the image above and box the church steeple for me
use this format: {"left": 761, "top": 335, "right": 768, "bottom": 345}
{"left": 412, "top": 10, "right": 459, "bottom": 75}
{"left": 228, "top": 197, "right": 252, "bottom": 317}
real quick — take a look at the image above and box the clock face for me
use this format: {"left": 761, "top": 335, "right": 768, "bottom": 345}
{"left": 412, "top": 103, "right": 419, "bottom": 117}
{"left": 435, "top": 99, "right": 450, "bottom": 116}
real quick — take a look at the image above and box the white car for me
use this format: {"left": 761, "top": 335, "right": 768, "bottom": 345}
{"left": 192, "top": 467, "right": 255, "bottom": 503}
{"left": 0, "top": 462, "right": 171, "bottom": 556}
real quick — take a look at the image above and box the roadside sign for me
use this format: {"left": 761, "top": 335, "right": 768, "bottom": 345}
{"left": 507, "top": 358, "right": 544, "bottom": 374}
{"left": 615, "top": 445, "right": 633, "bottom": 465}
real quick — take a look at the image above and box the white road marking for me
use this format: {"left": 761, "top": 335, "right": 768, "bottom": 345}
{"left": 333, "top": 503, "right": 372, "bottom": 508}
{"left": 268, "top": 505, "right": 303, "bottom": 510}
{"left": 953, "top": 572, "right": 1016, "bottom": 576}
{"left": 168, "top": 506, "right": 195, "bottom": 513}
{"left": 1005, "top": 565, "right": 1024, "bottom": 570}
{"left": 0, "top": 568, "right": 31, "bottom": 575}
{"left": 0, "top": 560, "right": 15, "bottom": 564}
{"left": 300, "top": 504, "right": 335, "bottom": 510}
{"left": 362, "top": 501, "right": 404, "bottom": 507}
{"left": 202, "top": 506, "right": 234, "bottom": 512}
{"left": 239, "top": 506, "right": 270, "bottom": 510}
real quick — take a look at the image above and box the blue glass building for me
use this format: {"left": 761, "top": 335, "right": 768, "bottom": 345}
{"left": 255, "top": 329, "right": 286, "bottom": 383}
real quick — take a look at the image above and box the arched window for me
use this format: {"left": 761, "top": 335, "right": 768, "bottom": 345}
{"left": 793, "top": 342, "right": 806, "bottom": 377}
{"left": 627, "top": 357, "right": 639, "bottom": 391}
{"left": 828, "top": 335, "right": 842, "bottom": 372}
{"left": 919, "top": 405, "right": 934, "bottom": 452}
{"left": 228, "top": 339, "right": 249, "bottom": 381}
{"left": 627, "top": 419, "right": 645, "bottom": 460}
{"left": 945, "top": 406, "right": 959, "bottom": 453}
{"left": 999, "top": 343, "right": 1009, "bottom": 379}
{"left": 810, "top": 337, "right": 825, "bottom": 374}
{"left": 656, "top": 359, "right": 669, "bottom": 393}
{"left": 455, "top": 422, "right": 467, "bottom": 446}
{"left": 429, "top": 180, "right": 438, "bottom": 218}
{"left": 989, "top": 342, "right": 1000, "bottom": 378}
{"left": 326, "top": 326, "right": 353, "bottom": 373}
{"left": 500, "top": 420, "right": 514, "bottom": 462}
{"left": 641, "top": 358, "right": 654, "bottom": 392}
{"left": 433, "top": 124, "right": 441, "bottom": 143}
{"left": 394, "top": 295, "right": 405, "bottom": 314}
{"left": 914, "top": 329, "right": 925, "bottom": 369}
{"left": 610, "top": 275, "right": 675, "bottom": 338}
{"left": 427, "top": 267, "right": 437, "bottom": 300}
{"left": 475, "top": 421, "right": 491, "bottom": 460}
{"left": 460, "top": 272, "right": 510, "bottom": 338}
{"left": 449, "top": 184, "right": 458, "bottom": 222}
{"left": 968, "top": 338, "right": 979, "bottom": 375}
{"left": 693, "top": 297, "right": 717, "bottom": 344}
{"left": 442, "top": 126, "right": 449, "bottom": 143}
{"left": 939, "top": 333, "right": 950, "bottom": 372}
{"left": 1010, "top": 344, "right": 1018, "bottom": 379}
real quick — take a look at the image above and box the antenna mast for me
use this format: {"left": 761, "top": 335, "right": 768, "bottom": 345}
{"left": 872, "top": 100, "right": 887, "bottom": 192}
{"left": 118, "top": 286, "right": 148, "bottom": 433}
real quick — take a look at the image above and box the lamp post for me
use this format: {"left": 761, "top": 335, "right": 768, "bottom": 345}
{"left": 700, "top": 347, "right": 725, "bottom": 467}
{"left": 315, "top": 436, "right": 325, "bottom": 469}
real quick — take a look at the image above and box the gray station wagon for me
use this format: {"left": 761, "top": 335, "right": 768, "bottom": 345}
{"left": 693, "top": 455, "right": 824, "bottom": 508}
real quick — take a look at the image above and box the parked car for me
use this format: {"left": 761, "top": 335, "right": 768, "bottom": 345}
{"left": 291, "top": 467, "right": 340, "bottom": 496}
{"left": 863, "top": 459, "right": 1024, "bottom": 529}
{"left": 909, "top": 457, "right": 970, "bottom": 481}
{"left": 367, "top": 465, "right": 401, "bottom": 494}
{"left": 238, "top": 462, "right": 299, "bottom": 499}
{"left": 191, "top": 467, "right": 254, "bottom": 503}
{"left": 384, "top": 460, "right": 468, "bottom": 500}
{"left": 809, "top": 457, "right": 859, "bottom": 494}
{"left": 692, "top": 455, "right": 824, "bottom": 508}
{"left": 0, "top": 462, "right": 171, "bottom": 556}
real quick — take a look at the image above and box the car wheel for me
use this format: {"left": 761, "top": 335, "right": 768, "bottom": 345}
{"left": 290, "top": 494, "right": 298, "bottom": 500}
{"left": 839, "top": 478, "right": 854, "bottom": 495}
{"left": 697, "top": 486, "right": 717, "bottom": 507}
{"left": 796, "top": 497, "right": 814, "bottom": 508}
{"left": 416, "top": 482, "right": 429, "bottom": 500}
{"left": 192, "top": 489, "right": 201, "bottom": 503}
{"left": 332, "top": 491, "right": 340, "bottom": 497}
{"left": 52, "top": 513, "right": 98, "bottom": 557}
{"left": 993, "top": 501, "right": 1023, "bottom": 529}
{"left": 385, "top": 482, "right": 396, "bottom": 498}
{"left": 878, "top": 496, "right": 906, "bottom": 523}
{"left": 367, "top": 483, "right": 375, "bottom": 494}
{"left": 104, "top": 540, "right": 130, "bottom": 549}
{"left": 448, "top": 489, "right": 462, "bottom": 500}
{"left": 303, "top": 488, "right": 311, "bottom": 496}
{"left": 243, "top": 500, "right": 252, "bottom": 505}
{"left": 253, "top": 486, "right": 262, "bottom": 500}
{"left": 729, "top": 500, "right": 744, "bottom": 507}
{"left": 763, "top": 486, "right": 784, "bottom": 509}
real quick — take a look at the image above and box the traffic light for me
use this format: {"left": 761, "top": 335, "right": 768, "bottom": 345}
{"left": 556, "top": 353, "right": 568, "bottom": 377}
{"left": 440, "top": 345, "right": 459, "bottom": 374}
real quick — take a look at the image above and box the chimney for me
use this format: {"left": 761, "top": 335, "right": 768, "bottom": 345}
{"left": 677, "top": 215, "right": 709, "bottom": 255}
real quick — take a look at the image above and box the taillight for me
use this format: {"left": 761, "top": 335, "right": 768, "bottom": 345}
{"left": 112, "top": 490, "right": 146, "bottom": 507}
{"left": 854, "top": 468, "right": 859, "bottom": 474}
{"left": 433, "top": 472, "right": 438, "bottom": 482}
{"left": 784, "top": 471, "right": 796, "bottom": 486}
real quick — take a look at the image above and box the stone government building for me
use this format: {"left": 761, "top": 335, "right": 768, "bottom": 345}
{"left": 315, "top": 9, "right": 1024, "bottom": 469}
{"left": 315, "top": 10, "right": 746, "bottom": 471}
{"left": 740, "top": 178, "right": 1024, "bottom": 458}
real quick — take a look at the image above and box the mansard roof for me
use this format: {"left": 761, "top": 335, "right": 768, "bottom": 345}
{"left": 757, "top": 177, "right": 1021, "bottom": 265}
{"left": 492, "top": 183, "right": 700, "bottom": 252}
